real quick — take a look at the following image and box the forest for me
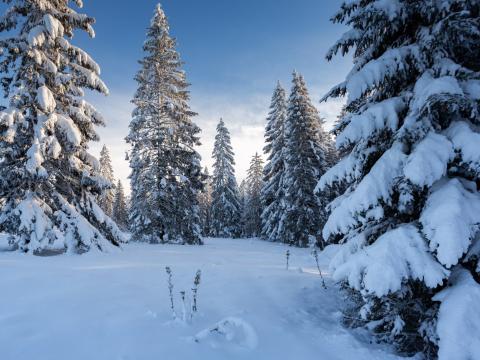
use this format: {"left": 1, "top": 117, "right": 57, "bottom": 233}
{"left": 0, "top": 1, "right": 479, "bottom": 360}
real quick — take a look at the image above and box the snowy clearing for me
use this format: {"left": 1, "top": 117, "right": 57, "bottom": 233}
{"left": 0, "top": 238, "right": 404, "bottom": 360}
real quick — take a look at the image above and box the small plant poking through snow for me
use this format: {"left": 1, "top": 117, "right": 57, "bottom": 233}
{"left": 311, "top": 249, "right": 327, "bottom": 289}
{"left": 165, "top": 266, "right": 176, "bottom": 319}
{"left": 285, "top": 250, "right": 290, "bottom": 270}
{"left": 165, "top": 267, "right": 202, "bottom": 324}
{"left": 191, "top": 270, "right": 201, "bottom": 319}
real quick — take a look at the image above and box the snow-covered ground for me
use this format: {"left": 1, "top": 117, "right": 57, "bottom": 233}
{"left": 0, "top": 238, "right": 405, "bottom": 360}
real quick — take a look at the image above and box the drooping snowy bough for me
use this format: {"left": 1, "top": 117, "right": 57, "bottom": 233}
{"left": 0, "top": 1, "right": 124, "bottom": 254}
{"left": 319, "top": 1, "right": 480, "bottom": 358}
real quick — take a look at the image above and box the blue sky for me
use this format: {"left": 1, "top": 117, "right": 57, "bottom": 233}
{"left": 4, "top": 0, "right": 353, "bottom": 190}
{"left": 79, "top": 0, "right": 350, "bottom": 93}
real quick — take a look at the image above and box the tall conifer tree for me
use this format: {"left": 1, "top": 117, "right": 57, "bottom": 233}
{"left": 0, "top": 0, "right": 124, "bottom": 253}
{"left": 238, "top": 179, "right": 248, "bottom": 236}
{"left": 127, "top": 4, "right": 203, "bottom": 244}
{"left": 112, "top": 180, "right": 128, "bottom": 231}
{"left": 210, "top": 118, "right": 241, "bottom": 237}
{"left": 244, "top": 153, "right": 264, "bottom": 237}
{"left": 320, "top": 1, "right": 480, "bottom": 357}
{"left": 281, "top": 72, "right": 328, "bottom": 247}
{"left": 98, "top": 145, "right": 115, "bottom": 216}
{"left": 261, "top": 82, "right": 288, "bottom": 242}
{"left": 198, "top": 167, "right": 212, "bottom": 236}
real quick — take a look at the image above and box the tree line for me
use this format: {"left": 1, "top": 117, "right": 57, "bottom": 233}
{"left": 197, "top": 74, "right": 336, "bottom": 246}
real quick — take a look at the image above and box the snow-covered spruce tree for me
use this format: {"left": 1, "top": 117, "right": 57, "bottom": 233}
{"left": 98, "top": 144, "right": 115, "bottom": 216}
{"left": 261, "top": 82, "right": 288, "bottom": 242}
{"left": 280, "top": 72, "right": 329, "bottom": 247}
{"left": 243, "top": 153, "right": 264, "bottom": 237}
{"left": 314, "top": 109, "right": 346, "bottom": 236}
{"left": 320, "top": 122, "right": 337, "bottom": 168}
{"left": 319, "top": 1, "right": 480, "bottom": 358}
{"left": 210, "top": 118, "right": 241, "bottom": 238}
{"left": 238, "top": 179, "right": 247, "bottom": 235}
{"left": 313, "top": 116, "right": 338, "bottom": 249}
{"left": 198, "top": 167, "right": 212, "bottom": 236}
{"left": 0, "top": 0, "right": 124, "bottom": 254}
{"left": 112, "top": 180, "right": 128, "bottom": 231}
{"left": 127, "top": 4, "right": 203, "bottom": 244}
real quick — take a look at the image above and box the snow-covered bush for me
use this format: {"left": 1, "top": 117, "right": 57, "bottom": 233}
{"left": 0, "top": 0, "right": 125, "bottom": 253}
{"left": 319, "top": 1, "right": 480, "bottom": 358}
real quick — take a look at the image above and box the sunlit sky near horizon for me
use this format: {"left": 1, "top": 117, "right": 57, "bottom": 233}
{"left": 2, "top": 0, "right": 353, "bottom": 193}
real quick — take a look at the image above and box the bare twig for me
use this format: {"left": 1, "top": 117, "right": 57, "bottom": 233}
{"left": 165, "top": 266, "right": 176, "bottom": 318}
{"left": 192, "top": 270, "right": 201, "bottom": 313}
{"left": 311, "top": 249, "right": 327, "bottom": 289}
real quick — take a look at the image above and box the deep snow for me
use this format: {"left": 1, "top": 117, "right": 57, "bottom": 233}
{"left": 0, "top": 238, "right": 406, "bottom": 360}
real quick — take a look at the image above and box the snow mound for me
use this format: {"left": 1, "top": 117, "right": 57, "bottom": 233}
{"left": 193, "top": 317, "right": 258, "bottom": 350}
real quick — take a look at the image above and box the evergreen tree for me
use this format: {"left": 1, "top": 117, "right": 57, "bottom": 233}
{"left": 98, "top": 145, "right": 115, "bottom": 216}
{"left": 313, "top": 110, "right": 345, "bottom": 240}
{"left": 244, "top": 153, "right": 264, "bottom": 237}
{"left": 210, "top": 118, "right": 241, "bottom": 237}
{"left": 281, "top": 72, "right": 328, "bottom": 247}
{"left": 127, "top": 4, "right": 203, "bottom": 244}
{"left": 238, "top": 179, "right": 247, "bottom": 236}
{"left": 320, "top": 2, "right": 480, "bottom": 358}
{"left": 314, "top": 116, "right": 337, "bottom": 249}
{"left": 112, "top": 180, "right": 128, "bottom": 231}
{"left": 0, "top": 0, "right": 124, "bottom": 253}
{"left": 261, "top": 82, "right": 288, "bottom": 242}
{"left": 198, "top": 167, "right": 212, "bottom": 237}
{"left": 318, "top": 118, "right": 337, "bottom": 168}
